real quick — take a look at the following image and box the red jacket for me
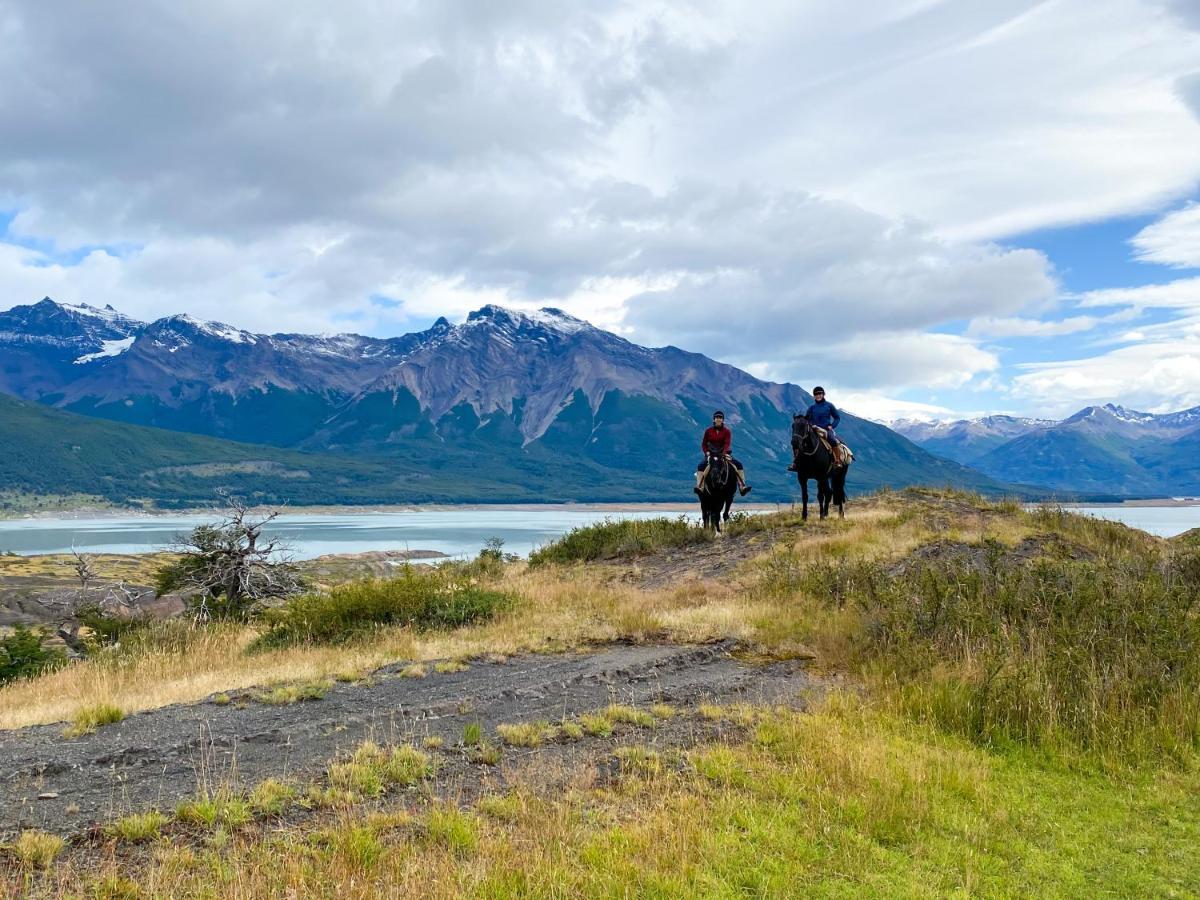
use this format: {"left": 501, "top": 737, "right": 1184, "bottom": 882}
{"left": 701, "top": 425, "right": 732, "bottom": 456}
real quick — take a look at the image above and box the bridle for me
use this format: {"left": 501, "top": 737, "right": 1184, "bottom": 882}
{"left": 706, "top": 452, "right": 731, "bottom": 488}
{"left": 793, "top": 417, "right": 819, "bottom": 457}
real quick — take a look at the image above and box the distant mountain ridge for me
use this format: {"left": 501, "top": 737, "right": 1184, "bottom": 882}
{"left": 0, "top": 297, "right": 1010, "bottom": 503}
{"left": 894, "top": 404, "right": 1200, "bottom": 496}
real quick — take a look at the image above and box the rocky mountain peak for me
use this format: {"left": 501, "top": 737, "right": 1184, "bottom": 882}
{"left": 462, "top": 304, "right": 590, "bottom": 338}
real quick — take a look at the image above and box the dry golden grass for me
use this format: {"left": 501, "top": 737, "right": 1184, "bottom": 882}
{"left": 0, "top": 494, "right": 1058, "bottom": 730}
{"left": 0, "top": 551, "right": 176, "bottom": 583}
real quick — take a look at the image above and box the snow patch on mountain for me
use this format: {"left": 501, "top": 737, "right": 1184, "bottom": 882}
{"left": 74, "top": 337, "right": 136, "bottom": 364}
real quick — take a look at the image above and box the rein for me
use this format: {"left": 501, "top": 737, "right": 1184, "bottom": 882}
{"left": 793, "top": 420, "right": 820, "bottom": 457}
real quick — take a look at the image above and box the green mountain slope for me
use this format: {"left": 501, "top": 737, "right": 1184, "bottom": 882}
{"left": 0, "top": 392, "right": 1014, "bottom": 506}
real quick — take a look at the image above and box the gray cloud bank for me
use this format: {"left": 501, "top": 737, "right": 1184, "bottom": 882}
{"left": 1, "top": 0, "right": 1198, "bottom": 400}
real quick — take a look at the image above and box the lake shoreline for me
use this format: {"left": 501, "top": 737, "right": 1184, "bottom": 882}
{"left": 1, "top": 500, "right": 788, "bottom": 521}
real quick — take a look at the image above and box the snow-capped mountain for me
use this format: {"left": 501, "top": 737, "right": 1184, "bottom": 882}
{"left": 890, "top": 414, "right": 1055, "bottom": 465}
{"left": 0, "top": 297, "right": 1003, "bottom": 498}
{"left": 898, "top": 403, "right": 1200, "bottom": 496}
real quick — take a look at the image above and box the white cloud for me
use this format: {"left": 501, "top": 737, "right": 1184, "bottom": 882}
{"left": 1013, "top": 340, "right": 1200, "bottom": 414}
{"left": 965, "top": 315, "right": 1103, "bottom": 338}
{"left": 1130, "top": 202, "right": 1200, "bottom": 268}
{"left": 1075, "top": 276, "right": 1200, "bottom": 311}
{"left": 747, "top": 331, "right": 999, "bottom": 393}
{"left": 830, "top": 392, "right": 960, "bottom": 425}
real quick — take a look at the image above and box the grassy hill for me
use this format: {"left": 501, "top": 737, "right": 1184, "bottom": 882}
{"left": 1, "top": 491, "right": 1197, "bottom": 895}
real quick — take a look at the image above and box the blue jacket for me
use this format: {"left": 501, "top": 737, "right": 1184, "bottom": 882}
{"left": 805, "top": 400, "right": 841, "bottom": 430}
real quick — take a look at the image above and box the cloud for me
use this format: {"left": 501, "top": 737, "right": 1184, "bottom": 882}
{"left": 1013, "top": 340, "right": 1200, "bottom": 414}
{"left": 745, "top": 330, "right": 999, "bottom": 393}
{"left": 0, "top": 0, "right": 1198, "bottom": 399}
{"left": 965, "top": 315, "right": 1103, "bottom": 338}
{"left": 829, "top": 392, "right": 962, "bottom": 425}
{"left": 1075, "top": 276, "right": 1200, "bottom": 310}
{"left": 1130, "top": 202, "right": 1200, "bottom": 268}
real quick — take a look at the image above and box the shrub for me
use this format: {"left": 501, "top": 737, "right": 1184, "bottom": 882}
{"left": 252, "top": 567, "right": 511, "bottom": 649}
{"left": 0, "top": 625, "right": 66, "bottom": 685}
{"left": 529, "top": 516, "right": 709, "bottom": 566}
{"left": 75, "top": 604, "right": 152, "bottom": 651}
{"left": 814, "top": 546, "right": 1200, "bottom": 760}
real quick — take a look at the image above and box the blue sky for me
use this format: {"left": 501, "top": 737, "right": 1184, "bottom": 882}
{"left": 1, "top": 0, "right": 1199, "bottom": 422}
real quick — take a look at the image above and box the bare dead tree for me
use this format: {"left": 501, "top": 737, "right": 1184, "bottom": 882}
{"left": 71, "top": 546, "right": 97, "bottom": 595}
{"left": 156, "top": 492, "right": 304, "bottom": 622}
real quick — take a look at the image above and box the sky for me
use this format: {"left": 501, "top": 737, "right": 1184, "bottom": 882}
{"left": 1, "top": 0, "right": 1199, "bottom": 423}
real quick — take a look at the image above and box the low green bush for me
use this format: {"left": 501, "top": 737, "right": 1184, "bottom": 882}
{"left": 0, "top": 625, "right": 66, "bottom": 685}
{"left": 529, "top": 516, "right": 709, "bottom": 566}
{"left": 252, "top": 566, "right": 511, "bottom": 649}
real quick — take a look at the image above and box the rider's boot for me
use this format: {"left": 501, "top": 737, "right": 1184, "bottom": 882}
{"left": 694, "top": 471, "right": 704, "bottom": 495}
{"left": 736, "top": 470, "right": 752, "bottom": 496}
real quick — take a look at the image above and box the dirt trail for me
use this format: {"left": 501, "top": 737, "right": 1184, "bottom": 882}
{"left": 0, "top": 642, "right": 823, "bottom": 839}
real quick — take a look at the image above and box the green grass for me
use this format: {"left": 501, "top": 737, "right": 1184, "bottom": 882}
{"left": 253, "top": 568, "right": 512, "bottom": 649}
{"left": 528, "top": 516, "right": 710, "bottom": 566}
{"left": 6, "top": 829, "right": 65, "bottom": 870}
{"left": 175, "top": 793, "right": 253, "bottom": 829}
{"left": 105, "top": 810, "right": 169, "bottom": 844}
{"left": 255, "top": 680, "right": 331, "bottom": 705}
{"left": 46, "top": 702, "right": 1200, "bottom": 896}
{"left": 327, "top": 742, "right": 433, "bottom": 801}
{"left": 64, "top": 702, "right": 124, "bottom": 737}
{"left": 603, "top": 704, "right": 655, "bottom": 728}
{"left": 496, "top": 721, "right": 558, "bottom": 747}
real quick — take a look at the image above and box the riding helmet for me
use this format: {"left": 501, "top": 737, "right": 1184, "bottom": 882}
{"left": 713, "top": 410, "right": 725, "bottom": 418}
{"left": 812, "top": 386, "right": 825, "bottom": 394}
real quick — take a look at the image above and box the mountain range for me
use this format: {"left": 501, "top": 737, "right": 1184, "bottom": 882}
{"left": 892, "top": 405, "right": 1200, "bottom": 496}
{"left": 0, "top": 297, "right": 1005, "bottom": 506}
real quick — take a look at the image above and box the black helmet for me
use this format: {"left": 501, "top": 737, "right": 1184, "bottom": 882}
{"left": 712, "top": 409, "right": 725, "bottom": 418}
{"left": 812, "top": 386, "right": 825, "bottom": 395}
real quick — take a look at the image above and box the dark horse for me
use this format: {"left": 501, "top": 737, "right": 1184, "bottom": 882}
{"left": 790, "top": 415, "right": 848, "bottom": 520}
{"left": 697, "top": 452, "right": 738, "bottom": 532}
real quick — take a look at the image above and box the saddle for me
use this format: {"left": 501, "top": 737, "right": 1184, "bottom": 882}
{"left": 813, "top": 427, "right": 853, "bottom": 467}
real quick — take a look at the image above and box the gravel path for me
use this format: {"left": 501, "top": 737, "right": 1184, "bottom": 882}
{"left": 0, "top": 641, "right": 822, "bottom": 838}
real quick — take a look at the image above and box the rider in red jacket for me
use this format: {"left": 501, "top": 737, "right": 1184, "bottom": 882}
{"left": 695, "top": 410, "right": 752, "bottom": 496}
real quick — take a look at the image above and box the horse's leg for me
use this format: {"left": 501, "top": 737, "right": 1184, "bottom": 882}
{"left": 833, "top": 467, "right": 847, "bottom": 519}
{"left": 799, "top": 477, "right": 809, "bottom": 520}
{"left": 818, "top": 477, "right": 830, "bottom": 519}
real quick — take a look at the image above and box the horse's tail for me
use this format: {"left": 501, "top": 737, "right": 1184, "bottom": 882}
{"left": 831, "top": 465, "right": 847, "bottom": 505}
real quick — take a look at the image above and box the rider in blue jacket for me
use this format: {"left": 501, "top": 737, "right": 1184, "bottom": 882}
{"left": 805, "top": 386, "right": 841, "bottom": 442}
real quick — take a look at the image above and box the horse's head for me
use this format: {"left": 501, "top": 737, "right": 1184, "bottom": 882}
{"left": 706, "top": 452, "right": 731, "bottom": 485}
{"left": 791, "top": 414, "right": 815, "bottom": 454}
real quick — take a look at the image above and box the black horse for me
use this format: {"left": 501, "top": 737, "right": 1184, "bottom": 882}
{"left": 790, "top": 415, "right": 848, "bottom": 520}
{"left": 697, "top": 451, "right": 738, "bottom": 532}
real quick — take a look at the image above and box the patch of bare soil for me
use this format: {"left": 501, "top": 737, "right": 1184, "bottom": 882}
{"left": 0, "top": 642, "right": 827, "bottom": 841}
{"left": 605, "top": 526, "right": 792, "bottom": 589}
{"left": 887, "top": 534, "right": 1095, "bottom": 578}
